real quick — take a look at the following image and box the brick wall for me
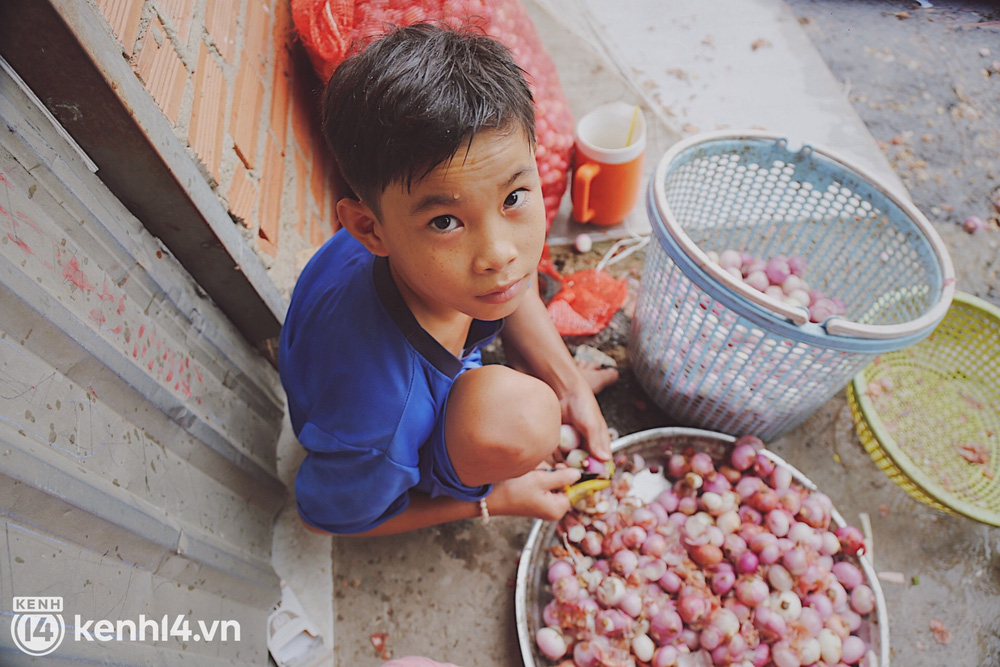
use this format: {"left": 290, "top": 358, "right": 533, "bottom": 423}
{"left": 94, "top": 0, "right": 338, "bottom": 297}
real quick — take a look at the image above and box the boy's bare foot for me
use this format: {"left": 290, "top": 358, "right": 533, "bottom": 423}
{"left": 576, "top": 360, "right": 619, "bottom": 395}
{"left": 502, "top": 342, "right": 618, "bottom": 395}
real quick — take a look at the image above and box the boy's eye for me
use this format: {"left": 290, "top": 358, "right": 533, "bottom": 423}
{"left": 429, "top": 215, "right": 459, "bottom": 232}
{"left": 504, "top": 188, "right": 528, "bottom": 208}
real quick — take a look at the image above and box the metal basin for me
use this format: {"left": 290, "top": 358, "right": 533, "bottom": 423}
{"left": 514, "top": 427, "right": 891, "bottom": 666}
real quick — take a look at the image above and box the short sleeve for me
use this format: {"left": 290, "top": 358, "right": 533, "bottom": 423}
{"left": 294, "top": 422, "right": 419, "bottom": 534}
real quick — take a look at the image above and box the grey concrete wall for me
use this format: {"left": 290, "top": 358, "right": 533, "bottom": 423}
{"left": 0, "top": 59, "right": 286, "bottom": 664}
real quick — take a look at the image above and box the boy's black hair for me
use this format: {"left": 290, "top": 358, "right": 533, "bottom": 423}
{"left": 321, "top": 23, "right": 536, "bottom": 215}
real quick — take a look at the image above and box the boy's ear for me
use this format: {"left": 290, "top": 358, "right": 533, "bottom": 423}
{"left": 337, "top": 198, "right": 389, "bottom": 257}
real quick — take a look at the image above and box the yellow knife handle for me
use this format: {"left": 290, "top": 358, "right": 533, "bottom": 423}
{"left": 565, "top": 478, "right": 611, "bottom": 505}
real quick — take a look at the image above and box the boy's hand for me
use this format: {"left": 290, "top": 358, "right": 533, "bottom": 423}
{"left": 560, "top": 380, "right": 614, "bottom": 461}
{"left": 489, "top": 464, "right": 582, "bottom": 522}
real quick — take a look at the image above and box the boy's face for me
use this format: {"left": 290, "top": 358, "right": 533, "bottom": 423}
{"left": 373, "top": 127, "right": 546, "bottom": 325}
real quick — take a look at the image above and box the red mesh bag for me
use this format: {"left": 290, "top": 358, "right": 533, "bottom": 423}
{"left": 545, "top": 269, "right": 627, "bottom": 337}
{"left": 290, "top": 0, "right": 573, "bottom": 230}
{"left": 290, "top": 0, "right": 354, "bottom": 72}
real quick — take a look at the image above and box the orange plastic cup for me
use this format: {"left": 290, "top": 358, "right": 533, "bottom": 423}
{"left": 571, "top": 102, "right": 646, "bottom": 226}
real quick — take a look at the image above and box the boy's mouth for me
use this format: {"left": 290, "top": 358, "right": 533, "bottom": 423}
{"left": 478, "top": 276, "right": 526, "bottom": 305}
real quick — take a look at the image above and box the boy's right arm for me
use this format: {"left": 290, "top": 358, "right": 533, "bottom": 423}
{"left": 303, "top": 465, "right": 581, "bottom": 537}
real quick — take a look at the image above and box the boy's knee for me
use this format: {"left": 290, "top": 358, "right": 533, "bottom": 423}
{"left": 454, "top": 365, "right": 560, "bottom": 449}
{"left": 446, "top": 366, "right": 560, "bottom": 484}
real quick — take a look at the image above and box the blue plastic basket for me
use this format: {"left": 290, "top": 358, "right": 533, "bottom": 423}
{"left": 630, "top": 131, "right": 955, "bottom": 440}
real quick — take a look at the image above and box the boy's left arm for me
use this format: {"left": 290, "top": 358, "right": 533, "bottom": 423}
{"left": 501, "top": 272, "right": 613, "bottom": 460}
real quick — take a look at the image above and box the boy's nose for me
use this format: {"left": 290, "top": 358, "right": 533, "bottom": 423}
{"left": 474, "top": 225, "right": 518, "bottom": 273}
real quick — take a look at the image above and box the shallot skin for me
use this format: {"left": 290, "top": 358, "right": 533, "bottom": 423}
{"left": 963, "top": 215, "right": 987, "bottom": 234}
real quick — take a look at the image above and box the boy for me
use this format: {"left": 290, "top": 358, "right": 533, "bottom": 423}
{"left": 279, "top": 23, "right": 616, "bottom": 536}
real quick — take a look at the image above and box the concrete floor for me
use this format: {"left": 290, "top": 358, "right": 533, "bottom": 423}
{"left": 286, "top": 2, "right": 1000, "bottom": 666}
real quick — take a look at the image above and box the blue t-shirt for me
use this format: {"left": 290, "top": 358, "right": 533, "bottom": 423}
{"left": 279, "top": 232, "right": 503, "bottom": 533}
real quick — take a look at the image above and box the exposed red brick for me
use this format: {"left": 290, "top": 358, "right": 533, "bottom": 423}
{"left": 289, "top": 75, "right": 316, "bottom": 168}
{"left": 258, "top": 232, "right": 278, "bottom": 257}
{"left": 205, "top": 0, "right": 240, "bottom": 64}
{"left": 287, "top": 32, "right": 326, "bottom": 163}
{"left": 231, "top": 58, "right": 265, "bottom": 169}
{"left": 272, "top": 0, "right": 294, "bottom": 51}
{"left": 269, "top": 56, "right": 291, "bottom": 154}
{"left": 134, "top": 16, "right": 187, "bottom": 124}
{"left": 294, "top": 151, "right": 308, "bottom": 238}
{"left": 188, "top": 42, "right": 227, "bottom": 183}
{"left": 309, "top": 211, "right": 325, "bottom": 247}
{"left": 269, "top": 24, "right": 292, "bottom": 152}
{"left": 258, "top": 135, "right": 284, "bottom": 255}
{"left": 97, "top": 0, "right": 144, "bottom": 56}
{"left": 244, "top": 0, "right": 272, "bottom": 78}
{"left": 157, "top": 0, "right": 195, "bottom": 43}
{"left": 227, "top": 162, "right": 258, "bottom": 229}
{"left": 310, "top": 151, "right": 328, "bottom": 219}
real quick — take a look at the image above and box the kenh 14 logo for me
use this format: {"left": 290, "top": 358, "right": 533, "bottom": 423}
{"left": 9, "top": 594, "right": 242, "bottom": 656}
{"left": 10, "top": 596, "right": 66, "bottom": 657}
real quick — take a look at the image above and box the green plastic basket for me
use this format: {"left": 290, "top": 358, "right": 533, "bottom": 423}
{"left": 847, "top": 292, "right": 1000, "bottom": 525}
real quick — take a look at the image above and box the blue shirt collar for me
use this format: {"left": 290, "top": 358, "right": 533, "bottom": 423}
{"left": 373, "top": 256, "right": 504, "bottom": 378}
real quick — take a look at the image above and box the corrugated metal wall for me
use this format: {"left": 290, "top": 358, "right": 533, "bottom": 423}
{"left": 0, "top": 60, "right": 286, "bottom": 664}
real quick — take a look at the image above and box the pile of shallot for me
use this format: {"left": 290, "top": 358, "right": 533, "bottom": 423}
{"left": 706, "top": 250, "right": 847, "bottom": 324}
{"left": 537, "top": 435, "right": 877, "bottom": 667}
